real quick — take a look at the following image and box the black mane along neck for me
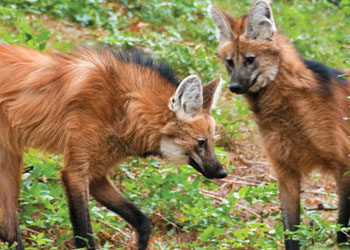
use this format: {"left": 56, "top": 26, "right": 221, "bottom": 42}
{"left": 110, "top": 48, "right": 180, "bottom": 87}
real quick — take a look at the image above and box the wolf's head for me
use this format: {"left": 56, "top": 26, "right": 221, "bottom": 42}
{"left": 208, "top": 0, "right": 280, "bottom": 94}
{"left": 160, "top": 75, "right": 226, "bottom": 179}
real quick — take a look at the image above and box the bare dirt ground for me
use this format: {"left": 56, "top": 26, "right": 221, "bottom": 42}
{"left": 224, "top": 128, "right": 338, "bottom": 219}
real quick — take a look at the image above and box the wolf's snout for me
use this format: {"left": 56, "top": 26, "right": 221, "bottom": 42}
{"left": 213, "top": 161, "right": 227, "bottom": 179}
{"left": 189, "top": 157, "right": 227, "bottom": 179}
{"left": 229, "top": 82, "right": 243, "bottom": 93}
{"left": 215, "top": 167, "right": 227, "bottom": 179}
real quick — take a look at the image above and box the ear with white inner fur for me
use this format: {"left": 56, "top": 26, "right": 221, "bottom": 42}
{"left": 207, "top": 5, "right": 234, "bottom": 44}
{"left": 245, "top": 0, "right": 276, "bottom": 41}
{"left": 169, "top": 75, "right": 203, "bottom": 119}
{"left": 202, "top": 77, "right": 222, "bottom": 112}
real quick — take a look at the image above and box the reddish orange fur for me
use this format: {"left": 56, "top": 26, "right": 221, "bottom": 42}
{"left": 211, "top": 2, "right": 350, "bottom": 248}
{"left": 0, "top": 45, "right": 216, "bottom": 176}
{"left": 217, "top": 16, "right": 350, "bottom": 180}
{"left": 0, "top": 44, "right": 222, "bottom": 249}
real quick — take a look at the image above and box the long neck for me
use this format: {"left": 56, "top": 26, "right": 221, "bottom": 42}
{"left": 118, "top": 74, "right": 176, "bottom": 157}
{"left": 85, "top": 50, "right": 180, "bottom": 159}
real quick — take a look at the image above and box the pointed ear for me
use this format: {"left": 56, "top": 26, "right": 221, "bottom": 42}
{"left": 245, "top": 0, "right": 276, "bottom": 41}
{"left": 202, "top": 77, "right": 222, "bottom": 112}
{"left": 169, "top": 75, "right": 203, "bottom": 119}
{"left": 208, "top": 5, "right": 234, "bottom": 44}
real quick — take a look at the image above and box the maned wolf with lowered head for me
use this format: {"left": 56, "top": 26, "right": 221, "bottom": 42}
{"left": 0, "top": 44, "right": 226, "bottom": 250}
{"left": 208, "top": 1, "right": 350, "bottom": 249}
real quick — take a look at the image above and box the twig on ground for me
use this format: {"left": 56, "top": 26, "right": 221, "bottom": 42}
{"left": 24, "top": 227, "right": 41, "bottom": 235}
{"left": 302, "top": 189, "right": 328, "bottom": 195}
{"left": 199, "top": 189, "right": 228, "bottom": 203}
{"left": 154, "top": 212, "right": 181, "bottom": 230}
{"left": 97, "top": 220, "right": 131, "bottom": 239}
{"left": 304, "top": 203, "right": 337, "bottom": 211}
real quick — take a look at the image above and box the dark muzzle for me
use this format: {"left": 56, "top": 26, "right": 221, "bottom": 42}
{"left": 189, "top": 158, "right": 227, "bottom": 179}
{"left": 229, "top": 82, "right": 244, "bottom": 94}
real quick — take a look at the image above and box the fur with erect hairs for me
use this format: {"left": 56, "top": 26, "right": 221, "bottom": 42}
{"left": 0, "top": 44, "right": 225, "bottom": 250}
{"left": 208, "top": 1, "right": 350, "bottom": 249}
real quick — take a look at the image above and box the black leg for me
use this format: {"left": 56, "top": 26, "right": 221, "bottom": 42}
{"left": 278, "top": 169, "right": 301, "bottom": 250}
{"left": 61, "top": 169, "right": 95, "bottom": 249}
{"left": 337, "top": 170, "right": 350, "bottom": 247}
{"left": 90, "top": 176, "right": 152, "bottom": 250}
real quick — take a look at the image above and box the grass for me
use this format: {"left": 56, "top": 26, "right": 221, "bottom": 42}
{"left": 0, "top": 0, "right": 349, "bottom": 249}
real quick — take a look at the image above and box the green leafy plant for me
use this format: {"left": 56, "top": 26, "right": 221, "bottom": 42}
{"left": 0, "top": 5, "right": 50, "bottom": 50}
{"left": 0, "top": 0, "right": 349, "bottom": 249}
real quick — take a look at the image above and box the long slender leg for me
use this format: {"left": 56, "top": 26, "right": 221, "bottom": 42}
{"left": 90, "top": 176, "right": 152, "bottom": 250}
{"left": 336, "top": 169, "right": 350, "bottom": 246}
{"left": 0, "top": 147, "right": 24, "bottom": 250}
{"left": 277, "top": 168, "right": 301, "bottom": 250}
{"left": 61, "top": 163, "right": 95, "bottom": 249}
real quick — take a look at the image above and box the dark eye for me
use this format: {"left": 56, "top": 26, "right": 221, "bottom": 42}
{"left": 226, "top": 59, "right": 234, "bottom": 68}
{"left": 198, "top": 139, "right": 207, "bottom": 148}
{"left": 245, "top": 56, "right": 255, "bottom": 65}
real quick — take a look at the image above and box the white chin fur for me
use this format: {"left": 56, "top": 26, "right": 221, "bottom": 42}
{"left": 160, "top": 138, "right": 188, "bottom": 165}
{"left": 248, "top": 78, "right": 268, "bottom": 92}
{"left": 248, "top": 66, "right": 278, "bottom": 92}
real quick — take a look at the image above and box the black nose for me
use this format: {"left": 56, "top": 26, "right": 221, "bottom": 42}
{"left": 216, "top": 168, "right": 227, "bottom": 179}
{"left": 229, "top": 82, "right": 242, "bottom": 93}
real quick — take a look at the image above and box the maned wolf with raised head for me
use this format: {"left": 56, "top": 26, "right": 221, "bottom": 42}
{"left": 208, "top": 1, "right": 350, "bottom": 249}
{"left": 0, "top": 44, "right": 226, "bottom": 250}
